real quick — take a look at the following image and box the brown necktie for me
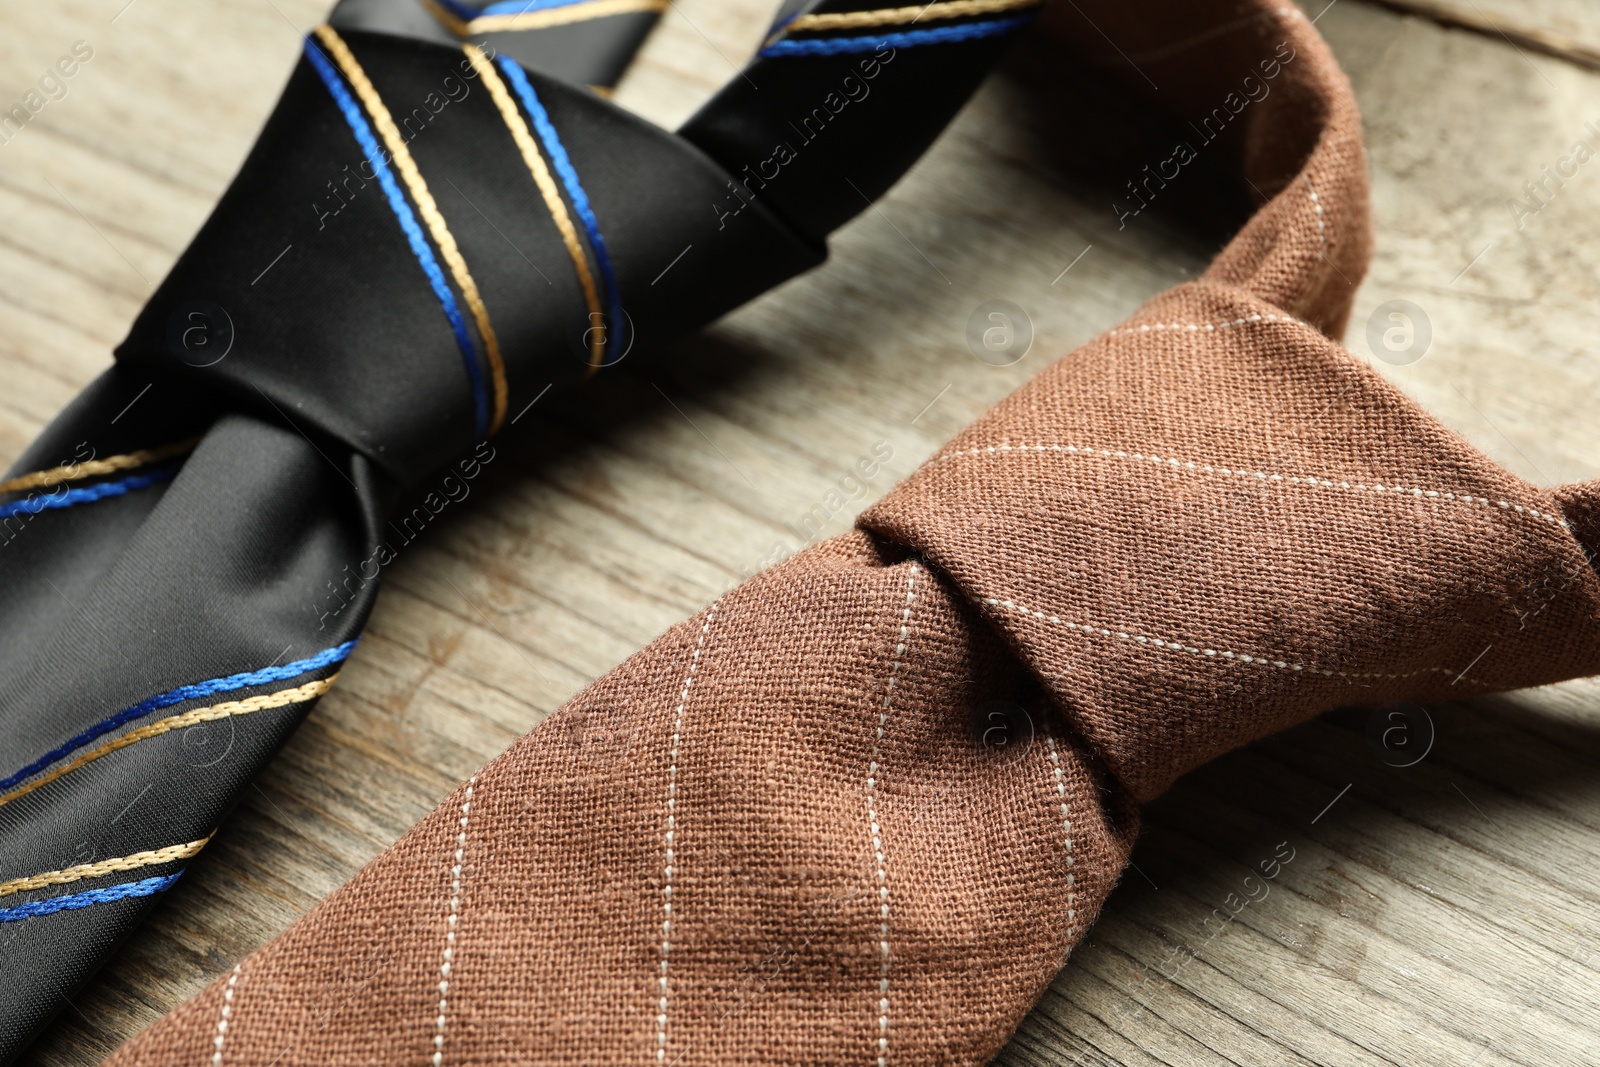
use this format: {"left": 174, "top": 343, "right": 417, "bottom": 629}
{"left": 99, "top": 2, "right": 1600, "bottom": 1065}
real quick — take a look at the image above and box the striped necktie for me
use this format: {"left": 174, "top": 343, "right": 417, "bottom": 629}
{"left": 89, "top": 0, "right": 1600, "bottom": 1065}
{"left": 0, "top": 0, "right": 1037, "bottom": 1059}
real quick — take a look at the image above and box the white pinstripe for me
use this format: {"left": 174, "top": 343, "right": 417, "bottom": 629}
{"left": 209, "top": 964, "right": 241, "bottom": 1067}
{"left": 656, "top": 603, "right": 720, "bottom": 1063}
{"left": 1104, "top": 312, "right": 1313, "bottom": 336}
{"left": 1304, "top": 172, "right": 1326, "bottom": 250}
{"left": 869, "top": 564, "right": 919, "bottom": 1067}
{"left": 432, "top": 775, "right": 478, "bottom": 1067}
{"left": 985, "top": 595, "right": 1483, "bottom": 686}
{"left": 1044, "top": 736, "right": 1076, "bottom": 938}
{"left": 932, "top": 443, "right": 1568, "bottom": 531}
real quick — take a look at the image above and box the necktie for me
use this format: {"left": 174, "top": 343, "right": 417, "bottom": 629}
{"left": 88, "top": 1, "right": 1600, "bottom": 1065}
{"left": 0, "top": 0, "right": 1038, "bottom": 1058}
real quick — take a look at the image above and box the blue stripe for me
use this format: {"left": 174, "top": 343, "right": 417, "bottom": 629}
{"left": 496, "top": 57, "right": 623, "bottom": 362}
{"left": 432, "top": 0, "right": 482, "bottom": 18}
{"left": 434, "top": 0, "right": 595, "bottom": 15}
{"left": 0, "top": 872, "right": 183, "bottom": 923}
{"left": 303, "top": 36, "right": 491, "bottom": 440}
{"left": 480, "top": 0, "right": 595, "bottom": 14}
{"left": 0, "top": 640, "right": 359, "bottom": 792}
{"left": 0, "top": 464, "right": 180, "bottom": 520}
{"left": 759, "top": 15, "right": 1033, "bottom": 56}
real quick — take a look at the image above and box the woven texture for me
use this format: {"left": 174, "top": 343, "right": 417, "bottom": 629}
{"left": 102, "top": 2, "right": 1600, "bottom": 1065}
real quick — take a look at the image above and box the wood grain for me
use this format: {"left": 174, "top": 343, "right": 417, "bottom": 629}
{"left": 1, "top": 1, "right": 1598, "bottom": 1065}
{"left": 1370, "top": 0, "right": 1600, "bottom": 71}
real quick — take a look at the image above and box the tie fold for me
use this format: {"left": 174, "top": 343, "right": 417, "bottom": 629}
{"left": 862, "top": 278, "right": 1600, "bottom": 802}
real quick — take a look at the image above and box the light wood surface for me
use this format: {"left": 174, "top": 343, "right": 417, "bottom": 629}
{"left": 1373, "top": 0, "right": 1600, "bottom": 70}
{"left": 3, "top": 1, "right": 1600, "bottom": 1065}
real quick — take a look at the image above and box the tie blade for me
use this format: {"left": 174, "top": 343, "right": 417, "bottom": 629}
{"left": 98, "top": 536, "right": 1136, "bottom": 1067}
{"left": 0, "top": 371, "right": 207, "bottom": 690}
{"left": 0, "top": 402, "right": 376, "bottom": 1061}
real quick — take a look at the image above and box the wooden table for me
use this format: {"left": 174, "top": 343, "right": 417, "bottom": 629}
{"left": 3, "top": 1, "right": 1599, "bottom": 1063}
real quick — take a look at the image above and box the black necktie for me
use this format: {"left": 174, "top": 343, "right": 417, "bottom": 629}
{"left": 0, "top": 0, "right": 1036, "bottom": 1058}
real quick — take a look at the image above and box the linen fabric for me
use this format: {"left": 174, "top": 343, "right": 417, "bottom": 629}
{"left": 0, "top": 0, "right": 1038, "bottom": 1059}
{"left": 94, "top": 1, "right": 1600, "bottom": 1065}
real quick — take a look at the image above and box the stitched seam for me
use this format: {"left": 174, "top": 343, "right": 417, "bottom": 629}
{"left": 433, "top": 775, "right": 478, "bottom": 1067}
{"left": 1044, "top": 736, "right": 1076, "bottom": 938}
{"left": 931, "top": 444, "right": 1568, "bottom": 530}
{"left": 656, "top": 602, "right": 719, "bottom": 1063}
{"left": 0, "top": 871, "right": 182, "bottom": 922}
{"left": 0, "top": 676, "right": 339, "bottom": 810}
{"left": 872, "top": 564, "right": 918, "bottom": 1067}
{"left": 0, "top": 835, "right": 211, "bottom": 896}
{"left": 210, "top": 965, "right": 241, "bottom": 1067}
{"left": 0, "top": 437, "right": 199, "bottom": 496}
{"left": 984, "top": 596, "right": 1483, "bottom": 686}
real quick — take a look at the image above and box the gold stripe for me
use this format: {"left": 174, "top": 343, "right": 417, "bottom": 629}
{"left": 0, "top": 835, "right": 212, "bottom": 897}
{"left": 0, "top": 438, "right": 200, "bottom": 497}
{"left": 420, "top": 0, "right": 472, "bottom": 34}
{"left": 464, "top": 44, "right": 608, "bottom": 373}
{"left": 778, "top": 0, "right": 1037, "bottom": 34}
{"left": 313, "top": 25, "right": 510, "bottom": 435}
{"left": 470, "top": 0, "right": 669, "bottom": 33}
{"left": 422, "top": 0, "right": 669, "bottom": 37}
{"left": 0, "top": 676, "right": 338, "bottom": 811}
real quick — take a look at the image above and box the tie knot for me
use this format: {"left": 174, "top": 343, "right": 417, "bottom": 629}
{"left": 112, "top": 29, "right": 820, "bottom": 485}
